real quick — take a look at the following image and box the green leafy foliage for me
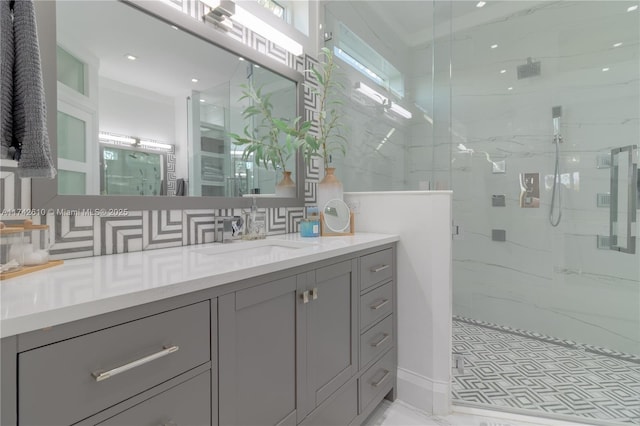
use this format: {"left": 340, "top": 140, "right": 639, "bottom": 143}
{"left": 229, "top": 84, "right": 306, "bottom": 172}
{"left": 302, "top": 47, "right": 347, "bottom": 169}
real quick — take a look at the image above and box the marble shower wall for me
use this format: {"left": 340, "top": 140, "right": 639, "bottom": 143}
{"left": 446, "top": 1, "right": 640, "bottom": 355}
{"left": 0, "top": 1, "right": 322, "bottom": 259}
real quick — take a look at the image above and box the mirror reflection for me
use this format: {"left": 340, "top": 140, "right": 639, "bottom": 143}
{"left": 55, "top": 0, "right": 298, "bottom": 198}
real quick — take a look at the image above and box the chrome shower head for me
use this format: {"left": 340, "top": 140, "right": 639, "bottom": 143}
{"left": 552, "top": 106, "right": 562, "bottom": 119}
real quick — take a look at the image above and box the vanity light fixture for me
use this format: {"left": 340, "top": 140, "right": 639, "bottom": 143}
{"left": 99, "top": 132, "right": 136, "bottom": 144}
{"left": 602, "top": 67, "right": 610, "bottom": 72}
{"left": 476, "top": 1, "right": 487, "bottom": 7}
{"left": 99, "top": 132, "right": 172, "bottom": 151}
{"left": 125, "top": 54, "right": 137, "bottom": 61}
{"left": 508, "top": 86, "right": 513, "bottom": 91}
{"left": 627, "top": 5, "right": 638, "bottom": 12}
{"left": 500, "top": 69, "right": 506, "bottom": 74}
{"left": 613, "top": 42, "right": 623, "bottom": 47}
{"left": 389, "top": 102, "right": 412, "bottom": 119}
{"left": 191, "top": 78, "right": 199, "bottom": 83}
{"left": 354, "top": 81, "right": 387, "bottom": 105}
{"left": 139, "top": 140, "right": 173, "bottom": 151}
{"left": 238, "top": 57, "right": 245, "bottom": 61}
{"left": 490, "top": 44, "right": 498, "bottom": 49}
{"left": 202, "top": 0, "right": 304, "bottom": 56}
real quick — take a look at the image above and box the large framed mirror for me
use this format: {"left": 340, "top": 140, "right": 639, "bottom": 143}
{"left": 32, "top": 0, "right": 305, "bottom": 210}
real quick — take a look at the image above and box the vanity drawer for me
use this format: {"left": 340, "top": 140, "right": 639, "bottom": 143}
{"left": 360, "top": 315, "right": 393, "bottom": 369}
{"left": 359, "top": 348, "right": 395, "bottom": 413}
{"left": 360, "top": 248, "right": 393, "bottom": 291}
{"left": 98, "top": 370, "right": 210, "bottom": 426}
{"left": 360, "top": 282, "right": 393, "bottom": 331}
{"left": 19, "top": 301, "right": 210, "bottom": 426}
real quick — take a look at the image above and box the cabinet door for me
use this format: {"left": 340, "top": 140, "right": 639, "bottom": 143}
{"left": 219, "top": 276, "right": 298, "bottom": 426}
{"left": 301, "top": 259, "right": 358, "bottom": 418}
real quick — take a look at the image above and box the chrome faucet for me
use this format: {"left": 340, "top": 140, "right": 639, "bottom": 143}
{"left": 214, "top": 215, "right": 244, "bottom": 243}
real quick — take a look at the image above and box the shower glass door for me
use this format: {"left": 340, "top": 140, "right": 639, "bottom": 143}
{"left": 446, "top": 1, "right": 640, "bottom": 423}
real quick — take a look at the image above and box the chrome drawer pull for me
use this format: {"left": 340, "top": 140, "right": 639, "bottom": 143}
{"left": 370, "top": 299, "right": 389, "bottom": 310}
{"left": 301, "top": 291, "right": 310, "bottom": 304}
{"left": 310, "top": 287, "right": 318, "bottom": 300}
{"left": 370, "top": 264, "right": 390, "bottom": 273}
{"left": 92, "top": 345, "right": 179, "bottom": 382}
{"left": 370, "top": 333, "right": 390, "bottom": 348}
{"left": 372, "top": 369, "right": 390, "bottom": 388}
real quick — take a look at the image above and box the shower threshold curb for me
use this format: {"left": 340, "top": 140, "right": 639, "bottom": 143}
{"left": 453, "top": 315, "right": 640, "bottom": 364}
{"left": 453, "top": 401, "right": 632, "bottom": 426}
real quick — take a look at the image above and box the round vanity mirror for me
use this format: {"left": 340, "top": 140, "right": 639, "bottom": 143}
{"left": 322, "top": 199, "right": 351, "bottom": 233}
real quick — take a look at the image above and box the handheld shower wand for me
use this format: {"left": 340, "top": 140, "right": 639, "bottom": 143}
{"left": 550, "top": 106, "right": 563, "bottom": 227}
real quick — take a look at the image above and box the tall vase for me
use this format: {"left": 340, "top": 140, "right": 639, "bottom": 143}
{"left": 275, "top": 170, "right": 296, "bottom": 197}
{"left": 317, "top": 167, "right": 343, "bottom": 212}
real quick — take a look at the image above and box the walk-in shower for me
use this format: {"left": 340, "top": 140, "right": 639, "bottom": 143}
{"left": 321, "top": 0, "right": 639, "bottom": 423}
{"left": 447, "top": 1, "right": 639, "bottom": 424}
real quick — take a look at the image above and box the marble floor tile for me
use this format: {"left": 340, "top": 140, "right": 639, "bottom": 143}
{"left": 452, "top": 320, "right": 640, "bottom": 424}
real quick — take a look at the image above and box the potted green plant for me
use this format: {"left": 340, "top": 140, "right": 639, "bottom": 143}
{"left": 229, "top": 83, "right": 309, "bottom": 196}
{"left": 302, "top": 47, "right": 347, "bottom": 209}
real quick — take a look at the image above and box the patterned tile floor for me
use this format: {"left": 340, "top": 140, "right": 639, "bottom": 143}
{"left": 452, "top": 320, "right": 640, "bottom": 425}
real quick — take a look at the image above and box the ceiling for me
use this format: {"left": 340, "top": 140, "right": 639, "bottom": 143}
{"left": 358, "top": 1, "right": 551, "bottom": 48}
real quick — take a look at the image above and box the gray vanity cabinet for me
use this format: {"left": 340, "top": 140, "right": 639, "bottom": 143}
{"left": 219, "top": 259, "right": 358, "bottom": 426}
{"left": 298, "top": 259, "right": 359, "bottom": 422}
{"left": 1, "top": 243, "right": 397, "bottom": 426}
{"left": 17, "top": 301, "right": 211, "bottom": 426}
{"left": 97, "top": 371, "right": 211, "bottom": 426}
{"left": 219, "top": 275, "right": 298, "bottom": 426}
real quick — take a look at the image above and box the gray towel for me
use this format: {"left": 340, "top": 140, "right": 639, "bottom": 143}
{"left": 0, "top": 0, "right": 14, "bottom": 159}
{"left": 4, "top": 0, "right": 56, "bottom": 178}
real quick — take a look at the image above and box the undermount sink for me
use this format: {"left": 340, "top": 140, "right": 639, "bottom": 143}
{"left": 193, "top": 239, "right": 314, "bottom": 257}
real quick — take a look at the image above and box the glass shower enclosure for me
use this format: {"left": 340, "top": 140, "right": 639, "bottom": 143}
{"left": 323, "top": 0, "right": 639, "bottom": 423}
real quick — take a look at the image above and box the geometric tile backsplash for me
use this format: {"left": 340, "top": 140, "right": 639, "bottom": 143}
{"left": 1, "top": 172, "right": 314, "bottom": 260}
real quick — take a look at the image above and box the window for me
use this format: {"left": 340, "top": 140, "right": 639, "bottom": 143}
{"left": 333, "top": 21, "right": 404, "bottom": 98}
{"left": 257, "top": 0, "right": 285, "bottom": 19}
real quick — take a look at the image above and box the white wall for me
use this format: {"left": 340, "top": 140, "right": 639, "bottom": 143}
{"left": 345, "top": 191, "right": 453, "bottom": 415}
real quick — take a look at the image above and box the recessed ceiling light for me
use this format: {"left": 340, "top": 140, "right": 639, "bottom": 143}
{"left": 491, "top": 44, "right": 498, "bottom": 49}
{"left": 238, "top": 57, "right": 245, "bottom": 61}
{"left": 170, "top": 25, "right": 179, "bottom": 30}
{"left": 200, "top": 99, "right": 205, "bottom": 103}
{"left": 613, "top": 42, "right": 623, "bottom": 47}
{"left": 191, "top": 78, "right": 199, "bottom": 83}
{"left": 125, "top": 54, "right": 137, "bottom": 61}
{"left": 500, "top": 69, "right": 506, "bottom": 74}
{"left": 602, "top": 67, "right": 610, "bottom": 72}
{"left": 627, "top": 5, "right": 638, "bottom": 12}
{"left": 507, "top": 87, "right": 513, "bottom": 91}
{"left": 476, "top": 1, "right": 487, "bottom": 7}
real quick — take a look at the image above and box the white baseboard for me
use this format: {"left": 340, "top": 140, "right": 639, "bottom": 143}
{"left": 396, "top": 367, "right": 450, "bottom": 416}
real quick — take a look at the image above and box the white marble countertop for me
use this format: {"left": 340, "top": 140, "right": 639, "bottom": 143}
{"left": 0, "top": 233, "right": 398, "bottom": 338}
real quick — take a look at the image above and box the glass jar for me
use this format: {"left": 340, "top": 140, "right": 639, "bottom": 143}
{"left": 22, "top": 220, "right": 51, "bottom": 266}
{"left": 0, "top": 223, "right": 25, "bottom": 274}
